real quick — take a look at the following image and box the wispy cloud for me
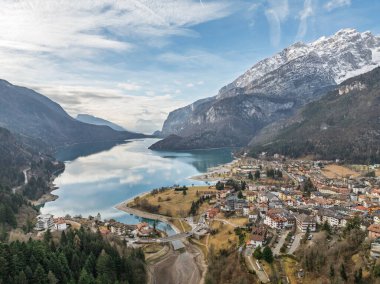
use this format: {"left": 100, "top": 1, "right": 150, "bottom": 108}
{"left": 324, "top": 0, "right": 351, "bottom": 11}
{"left": 297, "top": 0, "right": 315, "bottom": 39}
{"left": 264, "top": 0, "right": 289, "bottom": 46}
{"left": 0, "top": 0, "right": 235, "bottom": 133}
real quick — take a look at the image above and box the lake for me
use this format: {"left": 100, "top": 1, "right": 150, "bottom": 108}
{"left": 41, "top": 139, "right": 233, "bottom": 233}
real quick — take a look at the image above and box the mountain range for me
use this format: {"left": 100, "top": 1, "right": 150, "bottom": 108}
{"left": 150, "top": 29, "right": 380, "bottom": 152}
{"left": 0, "top": 80, "right": 147, "bottom": 148}
{"left": 76, "top": 114, "right": 126, "bottom": 131}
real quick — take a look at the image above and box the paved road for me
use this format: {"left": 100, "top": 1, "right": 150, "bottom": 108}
{"left": 273, "top": 232, "right": 287, "bottom": 256}
{"left": 289, "top": 233, "right": 303, "bottom": 254}
{"left": 245, "top": 255, "right": 270, "bottom": 283}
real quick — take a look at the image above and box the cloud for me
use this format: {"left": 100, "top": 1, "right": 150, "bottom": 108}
{"left": 324, "top": 0, "right": 351, "bottom": 11}
{"left": 34, "top": 83, "right": 187, "bottom": 134}
{"left": 297, "top": 0, "right": 314, "bottom": 39}
{"left": 0, "top": 0, "right": 236, "bottom": 133}
{"left": 264, "top": 0, "right": 289, "bottom": 46}
{"left": 117, "top": 83, "right": 142, "bottom": 91}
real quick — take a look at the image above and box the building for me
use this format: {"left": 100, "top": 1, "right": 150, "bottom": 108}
{"left": 206, "top": 208, "right": 219, "bottom": 219}
{"left": 264, "top": 209, "right": 294, "bottom": 229}
{"left": 368, "top": 224, "right": 380, "bottom": 239}
{"left": 248, "top": 226, "right": 267, "bottom": 248}
{"left": 35, "top": 214, "right": 54, "bottom": 231}
{"left": 295, "top": 214, "right": 316, "bottom": 233}
{"left": 316, "top": 209, "right": 347, "bottom": 227}
{"left": 54, "top": 218, "right": 67, "bottom": 231}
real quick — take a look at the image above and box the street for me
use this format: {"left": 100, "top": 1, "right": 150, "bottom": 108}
{"left": 273, "top": 231, "right": 287, "bottom": 256}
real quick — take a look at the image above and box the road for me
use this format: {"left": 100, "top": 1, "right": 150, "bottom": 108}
{"left": 273, "top": 232, "right": 287, "bottom": 256}
{"left": 245, "top": 255, "right": 270, "bottom": 283}
{"left": 289, "top": 232, "right": 303, "bottom": 254}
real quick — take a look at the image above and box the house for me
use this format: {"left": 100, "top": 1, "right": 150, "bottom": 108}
{"left": 136, "top": 222, "right": 154, "bottom": 237}
{"left": 246, "top": 191, "right": 257, "bottom": 202}
{"left": 35, "top": 214, "right": 54, "bottom": 231}
{"left": 295, "top": 214, "right": 316, "bottom": 233}
{"left": 316, "top": 209, "right": 347, "bottom": 227}
{"left": 53, "top": 218, "right": 67, "bottom": 231}
{"left": 206, "top": 208, "right": 219, "bottom": 219}
{"left": 368, "top": 224, "right": 380, "bottom": 239}
{"left": 248, "top": 226, "right": 267, "bottom": 248}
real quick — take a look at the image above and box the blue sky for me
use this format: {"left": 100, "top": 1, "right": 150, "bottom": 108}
{"left": 0, "top": 0, "right": 379, "bottom": 133}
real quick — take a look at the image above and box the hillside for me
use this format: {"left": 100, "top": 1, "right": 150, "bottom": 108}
{"left": 0, "top": 80, "right": 146, "bottom": 147}
{"left": 76, "top": 114, "right": 126, "bottom": 131}
{"left": 249, "top": 67, "right": 380, "bottom": 163}
{"left": 151, "top": 29, "right": 380, "bottom": 151}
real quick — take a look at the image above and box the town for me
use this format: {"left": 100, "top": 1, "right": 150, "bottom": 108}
{"left": 31, "top": 154, "right": 380, "bottom": 283}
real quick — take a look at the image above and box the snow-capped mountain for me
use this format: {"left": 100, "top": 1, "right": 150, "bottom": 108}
{"left": 223, "top": 28, "right": 380, "bottom": 97}
{"left": 150, "top": 29, "right": 380, "bottom": 151}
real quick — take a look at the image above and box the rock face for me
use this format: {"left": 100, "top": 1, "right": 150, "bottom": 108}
{"left": 152, "top": 29, "right": 380, "bottom": 150}
{"left": 0, "top": 80, "right": 146, "bottom": 147}
{"left": 249, "top": 67, "right": 380, "bottom": 163}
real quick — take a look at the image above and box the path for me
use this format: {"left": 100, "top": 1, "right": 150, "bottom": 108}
{"left": 213, "top": 218, "right": 239, "bottom": 228}
{"left": 245, "top": 255, "right": 270, "bottom": 283}
{"left": 289, "top": 233, "right": 303, "bottom": 254}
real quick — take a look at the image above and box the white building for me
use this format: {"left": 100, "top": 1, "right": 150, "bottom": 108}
{"left": 295, "top": 214, "right": 316, "bottom": 233}
{"left": 54, "top": 218, "right": 67, "bottom": 231}
{"left": 35, "top": 214, "right": 54, "bottom": 231}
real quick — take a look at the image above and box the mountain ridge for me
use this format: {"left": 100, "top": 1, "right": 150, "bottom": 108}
{"left": 0, "top": 80, "right": 147, "bottom": 148}
{"left": 151, "top": 28, "right": 380, "bottom": 151}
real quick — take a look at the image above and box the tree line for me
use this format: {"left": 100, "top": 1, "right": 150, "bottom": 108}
{"left": 0, "top": 228, "right": 146, "bottom": 284}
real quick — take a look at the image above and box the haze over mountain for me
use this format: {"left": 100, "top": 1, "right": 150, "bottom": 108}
{"left": 0, "top": 80, "right": 146, "bottom": 148}
{"left": 249, "top": 67, "right": 380, "bottom": 163}
{"left": 76, "top": 114, "right": 126, "bottom": 132}
{"left": 150, "top": 29, "right": 380, "bottom": 151}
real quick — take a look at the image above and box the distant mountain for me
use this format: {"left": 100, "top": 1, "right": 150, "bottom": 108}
{"left": 151, "top": 29, "right": 380, "bottom": 150}
{"left": 249, "top": 67, "right": 380, "bottom": 163}
{"left": 76, "top": 114, "right": 126, "bottom": 131}
{"left": 0, "top": 80, "right": 147, "bottom": 147}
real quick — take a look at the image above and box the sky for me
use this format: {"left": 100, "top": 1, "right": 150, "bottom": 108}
{"left": 1, "top": 0, "right": 380, "bottom": 133}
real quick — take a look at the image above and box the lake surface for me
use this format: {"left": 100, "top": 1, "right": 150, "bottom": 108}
{"left": 41, "top": 139, "right": 233, "bottom": 233}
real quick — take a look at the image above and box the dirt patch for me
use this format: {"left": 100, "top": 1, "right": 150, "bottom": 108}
{"left": 322, "top": 164, "right": 360, "bottom": 179}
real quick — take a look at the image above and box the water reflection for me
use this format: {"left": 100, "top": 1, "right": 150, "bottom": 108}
{"left": 41, "top": 139, "right": 232, "bottom": 228}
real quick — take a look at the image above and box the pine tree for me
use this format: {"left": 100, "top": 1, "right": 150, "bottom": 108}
{"left": 78, "top": 269, "right": 93, "bottom": 284}
{"left": 262, "top": 246, "right": 274, "bottom": 263}
{"left": 340, "top": 263, "right": 348, "bottom": 281}
{"left": 47, "top": 271, "right": 58, "bottom": 284}
{"left": 33, "top": 264, "right": 47, "bottom": 284}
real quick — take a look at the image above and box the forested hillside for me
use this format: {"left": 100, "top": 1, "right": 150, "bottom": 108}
{"left": 249, "top": 67, "right": 380, "bottom": 163}
{"left": 0, "top": 228, "right": 146, "bottom": 284}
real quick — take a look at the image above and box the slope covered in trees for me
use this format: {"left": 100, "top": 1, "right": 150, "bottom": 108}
{"left": 0, "top": 229, "right": 146, "bottom": 284}
{"left": 249, "top": 67, "right": 380, "bottom": 163}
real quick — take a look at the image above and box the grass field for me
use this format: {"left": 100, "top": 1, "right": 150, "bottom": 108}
{"left": 322, "top": 164, "right": 360, "bottom": 179}
{"left": 196, "top": 220, "right": 237, "bottom": 258}
{"left": 130, "top": 185, "right": 216, "bottom": 218}
{"left": 282, "top": 256, "right": 299, "bottom": 284}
